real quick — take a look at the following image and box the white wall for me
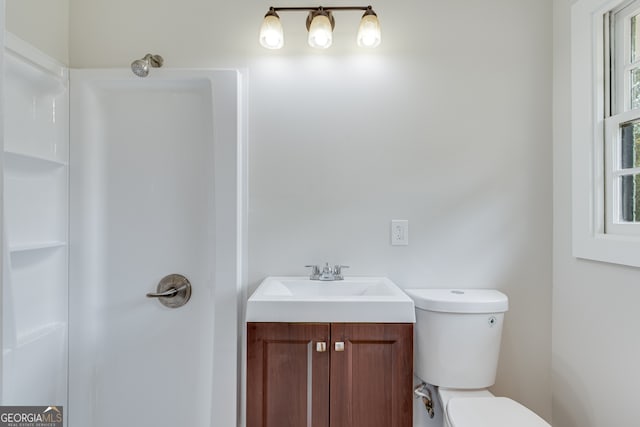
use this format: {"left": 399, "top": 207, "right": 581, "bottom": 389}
{"left": 553, "top": 1, "right": 640, "bottom": 426}
{"left": 0, "top": 0, "right": 5, "bottom": 402}
{"left": 67, "top": 0, "right": 553, "bottom": 423}
{"left": 5, "top": 0, "right": 69, "bottom": 65}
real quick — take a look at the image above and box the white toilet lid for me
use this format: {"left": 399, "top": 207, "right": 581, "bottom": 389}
{"left": 447, "top": 397, "right": 550, "bottom": 427}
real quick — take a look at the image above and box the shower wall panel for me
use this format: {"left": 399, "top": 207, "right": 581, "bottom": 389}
{"left": 69, "top": 70, "right": 242, "bottom": 427}
{"left": 2, "top": 34, "right": 69, "bottom": 410}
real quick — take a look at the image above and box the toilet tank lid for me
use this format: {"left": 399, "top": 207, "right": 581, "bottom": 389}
{"left": 404, "top": 289, "right": 508, "bottom": 313}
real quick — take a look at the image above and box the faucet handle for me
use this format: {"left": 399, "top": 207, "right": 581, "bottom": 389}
{"left": 305, "top": 265, "right": 320, "bottom": 279}
{"left": 333, "top": 265, "right": 350, "bottom": 279}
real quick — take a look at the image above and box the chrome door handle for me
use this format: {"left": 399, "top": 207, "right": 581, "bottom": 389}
{"left": 146, "top": 284, "right": 187, "bottom": 298}
{"left": 146, "top": 274, "right": 192, "bottom": 308}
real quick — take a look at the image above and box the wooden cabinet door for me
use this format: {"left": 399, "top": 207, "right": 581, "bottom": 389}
{"left": 329, "top": 323, "right": 413, "bottom": 427}
{"left": 247, "top": 323, "right": 330, "bottom": 427}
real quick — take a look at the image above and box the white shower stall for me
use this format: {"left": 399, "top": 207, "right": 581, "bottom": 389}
{"left": 1, "top": 34, "right": 245, "bottom": 427}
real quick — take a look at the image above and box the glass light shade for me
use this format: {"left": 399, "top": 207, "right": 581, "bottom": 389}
{"left": 308, "top": 14, "right": 333, "bottom": 49}
{"left": 260, "top": 14, "right": 284, "bottom": 49}
{"left": 357, "top": 14, "right": 381, "bottom": 48}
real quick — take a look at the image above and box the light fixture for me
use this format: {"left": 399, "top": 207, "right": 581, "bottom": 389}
{"left": 259, "top": 5, "right": 381, "bottom": 50}
{"left": 357, "top": 6, "right": 381, "bottom": 48}
{"left": 307, "top": 8, "right": 335, "bottom": 49}
{"left": 259, "top": 8, "right": 284, "bottom": 49}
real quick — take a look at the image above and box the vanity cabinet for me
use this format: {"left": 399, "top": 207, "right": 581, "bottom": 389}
{"left": 247, "top": 322, "right": 413, "bottom": 427}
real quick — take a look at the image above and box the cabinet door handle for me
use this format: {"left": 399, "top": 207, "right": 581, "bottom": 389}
{"left": 316, "top": 342, "right": 327, "bottom": 352}
{"left": 334, "top": 342, "right": 345, "bottom": 352}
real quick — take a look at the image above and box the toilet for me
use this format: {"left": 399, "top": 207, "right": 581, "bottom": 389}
{"left": 405, "top": 289, "right": 550, "bottom": 427}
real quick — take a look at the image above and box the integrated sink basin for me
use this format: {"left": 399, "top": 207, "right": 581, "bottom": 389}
{"left": 246, "top": 276, "right": 416, "bottom": 323}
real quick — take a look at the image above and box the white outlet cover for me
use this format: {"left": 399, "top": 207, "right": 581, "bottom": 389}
{"left": 391, "top": 220, "right": 408, "bottom": 245}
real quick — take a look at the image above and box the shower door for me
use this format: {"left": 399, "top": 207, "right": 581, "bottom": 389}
{"left": 69, "top": 70, "right": 242, "bottom": 427}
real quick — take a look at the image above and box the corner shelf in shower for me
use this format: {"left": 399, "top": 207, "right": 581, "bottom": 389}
{"left": 3, "top": 322, "right": 67, "bottom": 406}
{"left": 3, "top": 150, "right": 68, "bottom": 168}
{"left": 9, "top": 241, "right": 67, "bottom": 253}
{"left": 3, "top": 148, "right": 68, "bottom": 250}
{"left": 11, "top": 321, "right": 66, "bottom": 350}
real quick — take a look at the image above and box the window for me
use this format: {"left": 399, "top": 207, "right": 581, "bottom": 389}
{"left": 606, "top": 0, "right": 640, "bottom": 235}
{"left": 572, "top": 0, "right": 640, "bottom": 266}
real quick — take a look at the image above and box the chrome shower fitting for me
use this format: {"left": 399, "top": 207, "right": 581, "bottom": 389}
{"left": 131, "top": 53, "right": 164, "bottom": 77}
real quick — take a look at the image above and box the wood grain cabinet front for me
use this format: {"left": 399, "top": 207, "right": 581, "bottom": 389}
{"left": 247, "top": 322, "right": 413, "bottom": 427}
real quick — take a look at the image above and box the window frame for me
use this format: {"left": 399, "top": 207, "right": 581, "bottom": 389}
{"left": 572, "top": 0, "right": 640, "bottom": 267}
{"left": 607, "top": 1, "right": 640, "bottom": 234}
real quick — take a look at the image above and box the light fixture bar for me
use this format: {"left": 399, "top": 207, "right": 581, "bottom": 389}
{"left": 259, "top": 5, "right": 381, "bottom": 50}
{"left": 269, "top": 6, "right": 371, "bottom": 12}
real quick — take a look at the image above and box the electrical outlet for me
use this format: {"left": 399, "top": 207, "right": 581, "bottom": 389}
{"left": 391, "top": 220, "right": 408, "bottom": 245}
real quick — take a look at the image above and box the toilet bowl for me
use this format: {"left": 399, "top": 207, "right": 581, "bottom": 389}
{"left": 405, "top": 289, "right": 550, "bottom": 427}
{"left": 439, "top": 388, "right": 548, "bottom": 427}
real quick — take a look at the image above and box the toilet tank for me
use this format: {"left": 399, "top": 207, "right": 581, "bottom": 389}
{"left": 405, "top": 289, "right": 509, "bottom": 389}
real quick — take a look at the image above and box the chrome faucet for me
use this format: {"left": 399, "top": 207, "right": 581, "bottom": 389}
{"left": 305, "top": 263, "right": 350, "bottom": 281}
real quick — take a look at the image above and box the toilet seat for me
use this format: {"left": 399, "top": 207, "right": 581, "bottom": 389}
{"left": 447, "top": 397, "right": 550, "bottom": 427}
